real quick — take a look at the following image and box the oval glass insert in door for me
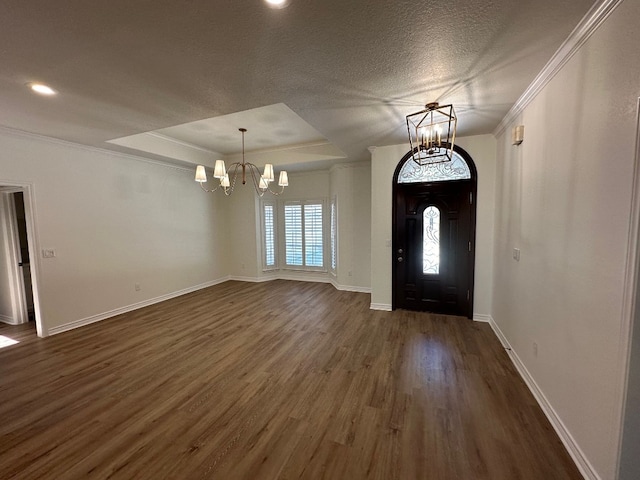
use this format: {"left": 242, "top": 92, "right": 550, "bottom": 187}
{"left": 423, "top": 205, "right": 440, "bottom": 274}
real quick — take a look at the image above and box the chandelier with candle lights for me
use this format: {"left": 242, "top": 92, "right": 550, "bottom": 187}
{"left": 194, "top": 128, "right": 288, "bottom": 196}
{"left": 406, "top": 102, "right": 457, "bottom": 166}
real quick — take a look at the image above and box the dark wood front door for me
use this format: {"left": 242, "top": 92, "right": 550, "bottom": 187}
{"left": 392, "top": 147, "right": 477, "bottom": 318}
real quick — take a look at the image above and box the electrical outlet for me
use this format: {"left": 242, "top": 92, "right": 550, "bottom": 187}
{"left": 513, "top": 248, "right": 520, "bottom": 261}
{"left": 135, "top": 283, "right": 141, "bottom": 291}
{"left": 348, "top": 271, "right": 352, "bottom": 277}
{"left": 533, "top": 342, "right": 538, "bottom": 357}
{"left": 42, "top": 249, "right": 56, "bottom": 258}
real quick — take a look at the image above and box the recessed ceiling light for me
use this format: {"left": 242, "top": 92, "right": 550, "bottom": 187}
{"left": 27, "top": 83, "right": 57, "bottom": 96}
{"left": 265, "top": 0, "right": 289, "bottom": 9}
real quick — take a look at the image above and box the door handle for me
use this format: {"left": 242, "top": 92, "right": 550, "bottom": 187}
{"left": 397, "top": 257, "right": 403, "bottom": 262}
{"left": 18, "top": 262, "right": 23, "bottom": 267}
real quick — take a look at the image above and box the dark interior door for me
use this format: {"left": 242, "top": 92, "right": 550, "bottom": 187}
{"left": 393, "top": 181, "right": 474, "bottom": 317}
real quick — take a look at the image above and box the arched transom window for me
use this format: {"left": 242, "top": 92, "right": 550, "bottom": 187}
{"left": 398, "top": 151, "right": 471, "bottom": 183}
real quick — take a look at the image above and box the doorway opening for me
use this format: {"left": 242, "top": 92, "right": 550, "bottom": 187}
{"left": 392, "top": 145, "right": 478, "bottom": 318}
{"left": 0, "top": 184, "right": 42, "bottom": 337}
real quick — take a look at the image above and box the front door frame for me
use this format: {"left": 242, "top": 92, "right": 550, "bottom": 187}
{"left": 391, "top": 145, "right": 478, "bottom": 318}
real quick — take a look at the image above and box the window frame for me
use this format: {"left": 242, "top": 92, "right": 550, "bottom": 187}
{"left": 330, "top": 195, "right": 337, "bottom": 275}
{"left": 260, "top": 199, "right": 278, "bottom": 271}
{"left": 280, "top": 199, "right": 327, "bottom": 272}
{"left": 397, "top": 150, "right": 472, "bottom": 184}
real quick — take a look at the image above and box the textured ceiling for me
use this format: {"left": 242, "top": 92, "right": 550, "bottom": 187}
{"left": 152, "top": 104, "right": 327, "bottom": 155}
{"left": 0, "top": 0, "right": 595, "bottom": 166}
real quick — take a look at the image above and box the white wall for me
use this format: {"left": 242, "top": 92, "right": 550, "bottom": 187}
{"left": 330, "top": 162, "right": 372, "bottom": 291}
{"left": 459, "top": 135, "right": 496, "bottom": 317}
{"left": 225, "top": 181, "right": 260, "bottom": 279}
{"left": 0, "top": 128, "right": 228, "bottom": 335}
{"left": 226, "top": 169, "right": 335, "bottom": 282}
{"left": 0, "top": 127, "right": 372, "bottom": 336}
{"left": 491, "top": 1, "right": 640, "bottom": 477}
{"left": 210, "top": 165, "right": 373, "bottom": 291}
{"left": 370, "top": 134, "right": 496, "bottom": 315}
{"left": 620, "top": 266, "right": 640, "bottom": 479}
{"left": 267, "top": 170, "right": 332, "bottom": 282}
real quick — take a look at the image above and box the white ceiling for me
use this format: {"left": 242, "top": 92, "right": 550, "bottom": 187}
{"left": 153, "top": 104, "right": 328, "bottom": 155}
{"left": 0, "top": 0, "right": 596, "bottom": 168}
{"left": 107, "top": 103, "right": 346, "bottom": 169}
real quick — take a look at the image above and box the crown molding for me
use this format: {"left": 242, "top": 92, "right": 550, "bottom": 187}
{"left": 329, "top": 160, "right": 371, "bottom": 173}
{"left": 286, "top": 169, "right": 331, "bottom": 178}
{"left": 246, "top": 139, "right": 332, "bottom": 155}
{"left": 0, "top": 125, "right": 195, "bottom": 173}
{"left": 145, "top": 131, "right": 221, "bottom": 154}
{"left": 494, "top": 0, "right": 623, "bottom": 136}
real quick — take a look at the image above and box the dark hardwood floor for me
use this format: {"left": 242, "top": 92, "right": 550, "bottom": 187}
{"left": 0, "top": 280, "right": 582, "bottom": 479}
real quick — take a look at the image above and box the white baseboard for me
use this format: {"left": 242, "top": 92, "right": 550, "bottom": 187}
{"left": 330, "top": 278, "right": 371, "bottom": 293}
{"left": 230, "top": 272, "right": 332, "bottom": 284}
{"left": 278, "top": 272, "right": 332, "bottom": 284}
{"left": 370, "top": 303, "right": 392, "bottom": 311}
{"left": 228, "top": 275, "right": 277, "bottom": 283}
{"left": 487, "top": 316, "right": 600, "bottom": 480}
{"left": 335, "top": 285, "right": 372, "bottom": 294}
{"left": 47, "top": 277, "right": 230, "bottom": 336}
{"left": 472, "top": 314, "right": 491, "bottom": 323}
{"left": 0, "top": 313, "right": 18, "bottom": 325}
{"left": 230, "top": 273, "right": 372, "bottom": 294}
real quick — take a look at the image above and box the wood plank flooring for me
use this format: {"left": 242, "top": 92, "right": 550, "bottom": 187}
{"left": 0, "top": 280, "right": 582, "bottom": 479}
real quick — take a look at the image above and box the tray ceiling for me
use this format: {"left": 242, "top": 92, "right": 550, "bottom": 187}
{"left": 0, "top": 0, "right": 596, "bottom": 167}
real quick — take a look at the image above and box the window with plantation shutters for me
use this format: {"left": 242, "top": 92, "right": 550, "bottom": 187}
{"left": 261, "top": 199, "right": 326, "bottom": 272}
{"left": 330, "top": 198, "right": 337, "bottom": 272}
{"left": 283, "top": 201, "right": 324, "bottom": 268}
{"left": 263, "top": 203, "right": 275, "bottom": 268}
{"left": 284, "top": 204, "right": 303, "bottom": 266}
{"left": 304, "top": 204, "right": 323, "bottom": 267}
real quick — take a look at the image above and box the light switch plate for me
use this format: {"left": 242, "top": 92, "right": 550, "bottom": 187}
{"left": 513, "top": 248, "right": 520, "bottom": 261}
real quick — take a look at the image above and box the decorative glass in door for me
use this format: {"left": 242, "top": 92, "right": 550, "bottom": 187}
{"left": 423, "top": 206, "right": 440, "bottom": 274}
{"left": 398, "top": 151, "right": 471, "bottom": 183}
